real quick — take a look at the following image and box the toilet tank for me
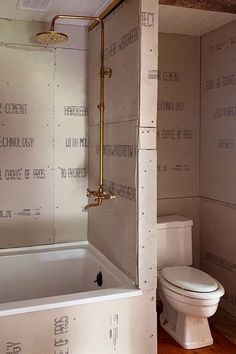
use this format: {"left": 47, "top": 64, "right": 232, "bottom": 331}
{"left": 157, "top": 215, "right": 193, "bottom": 270}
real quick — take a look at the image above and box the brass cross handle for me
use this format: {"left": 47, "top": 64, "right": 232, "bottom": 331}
{"left": 85, "top": 188, "right": 116, "bottom": 209}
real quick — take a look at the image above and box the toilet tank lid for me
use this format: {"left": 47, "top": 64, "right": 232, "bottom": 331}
{"left": 161, "top": 266, "right": 218, "bottom": 292}
{"left": 157, "top": 215, "right": 193, "bottom": 230}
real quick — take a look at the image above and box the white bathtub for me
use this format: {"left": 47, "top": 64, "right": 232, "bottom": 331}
{"left": 0, "top": 241, "right": 141, "bottom": 317}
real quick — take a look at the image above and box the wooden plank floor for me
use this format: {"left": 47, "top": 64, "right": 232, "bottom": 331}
{"left": 158, "top": 325, "right": 236, "bottom": 354}
{"left": 210, "top": 309, "right": 236, "bottom": 345}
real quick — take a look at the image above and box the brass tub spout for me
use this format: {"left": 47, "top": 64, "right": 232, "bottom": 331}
{"left": 84, "top": 200, "right": 102, "bottom": 210}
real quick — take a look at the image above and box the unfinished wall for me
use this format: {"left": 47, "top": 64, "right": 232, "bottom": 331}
{"left": 88, "top": 0, "right": 158, "bottom": 289}
{"left": 88, "top": 0, "right": 140, "bottom": 283}
{"left": 0, "top": 291, "right": 156, "bottom": 354}
{"left": 201, "top": 20, "right": 236, "bottom": 318}
{"left": 157, "top": 33, "right": 200, "bottom": 266}
{"left": 138, "top": 0, "right": 158, "bottom": 290}
{"left": 0, "top": 19, "right": 88, "bottom": 247}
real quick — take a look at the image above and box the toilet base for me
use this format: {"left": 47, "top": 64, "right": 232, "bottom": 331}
{"left": 160, "top": 311, "right": 213, "bottom": 349}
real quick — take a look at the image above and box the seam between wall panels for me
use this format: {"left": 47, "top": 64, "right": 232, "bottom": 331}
{"left": 136, "top": 127, "right": 140, "bottom": 285}
{"left": 53, "top": 48, "right": 56, "bottom": 244}
{"left": 199, "top": 35, "right": 202, "bottom": 203}
{"left": 200, "top": 196, "right": 236, "bottom": 209}
{"left": 136, "top": 0, "right": 142, "bottom": 286}
{"left": 0, "top": 42, "right": 87, "bottom": 52}
{"left": 158, "top": 196, "right": 199, "bottom": 201}
{"left": 199, "top": 35, "right": 202, "bottom": 246}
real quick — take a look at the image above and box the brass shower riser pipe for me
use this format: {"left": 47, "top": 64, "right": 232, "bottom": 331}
{"left": 49, "top": 15, "right": 114, "bottom": 208}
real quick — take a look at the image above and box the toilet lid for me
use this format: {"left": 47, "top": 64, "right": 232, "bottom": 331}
{"left": 161, "top": 266, "right": 218, "bottom": 292}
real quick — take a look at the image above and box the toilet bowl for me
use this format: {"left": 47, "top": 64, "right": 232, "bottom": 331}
{"left": 158, "top": 266, "right": 225, "bottom": 349}
{"left": 157, "top": 215, "right": 225, "bottom": 349}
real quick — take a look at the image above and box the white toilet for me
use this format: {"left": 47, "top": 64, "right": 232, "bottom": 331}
{"left": 157, "top": 215, "right": 224, "bottom": 349}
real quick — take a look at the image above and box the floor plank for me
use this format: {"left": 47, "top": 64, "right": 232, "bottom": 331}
{"left": 158, "top": 325, "right": 236, "bottom": 354}
{"left": 210, "top": 308, "right": 236, "bottom": 345}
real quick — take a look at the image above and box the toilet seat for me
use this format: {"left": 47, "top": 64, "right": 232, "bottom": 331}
{"left": 160, "top": 267, "right": 225, "bottom": 300}
{"left": 161, "top": 266, "right": 218, "bottom": 292}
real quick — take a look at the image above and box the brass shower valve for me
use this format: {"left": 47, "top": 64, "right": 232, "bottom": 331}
{"left": 100, "top": 68, "right": 112, "bottom": 78}
{"left": 85, "top": 188, "right": 116, "bottom": 209}
{"left": 97, "top": 103, "right": 104, "bottom": 110}
{"left": 104, "top": 68, "right": 112, "bottom": 78}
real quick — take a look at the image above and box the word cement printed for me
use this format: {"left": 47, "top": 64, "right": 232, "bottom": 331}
{"left": 0, "top": 137, "right": 34, "bottom": 148}
{"left": 205, "top": 252, "right": 236, "bottom": 273}
{"left": 158, "top": 101, "right": 185, "bottom": 111}
{"left": 104, "top": 26, "right": 138, "bottom": 60}
{"left": 15, "top": 208, "right": 41, "bottom": 218}
{"left": 96, "top": 145, "right": 136, "bottom": 158}
{"left": 64, "top": 106, "right": 88, "bottom": 117}
{"left": 109, "top": 314, "right": 119, "bottom": 352}
{"left": 60, "top": 167, "right": 87, "bottom": 179}
{"left": 0, "top": 208, "right": 41, "bottom": 219}
{"left": 103, "top": 180, "right": 136, "bottom": 201}
{"left": 205, "top": 74, "right": 236, "bottom": 90}
{"left": 158, "top": 129, "right": 193, "bottom": 140}
{"left": 0, "top": 103, "right": 27, "bottom": 115}
{"left": 0, "top": 168, "right": 46, "bottom": 181}
{"left": 54, "top": 315, "right": 69, "bottom": 354}
{"left": 141, "top": 12, "right": 155, "bottom": 27}
{"left": 214, "top": 106, "right": 236, "bottom": 119}
{"left": 158, "top": 164, "right": 191, "bottom": 173}
{"left": 65, "top": 138, "right": 88, "bottom": 148}
{"left": 217, "top": 138, "right": 235, "bottom": 150}
{"left": 6, "top": 341, "right": 22, "bottom": 353}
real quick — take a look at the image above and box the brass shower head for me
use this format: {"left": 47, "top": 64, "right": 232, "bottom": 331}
{"left": 35, "top": 30, "right": 68, "bottom": 45}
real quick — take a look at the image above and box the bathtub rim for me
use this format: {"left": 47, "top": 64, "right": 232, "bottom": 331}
{"left": 0, "top": 241, "right": 142, "bottom": 317}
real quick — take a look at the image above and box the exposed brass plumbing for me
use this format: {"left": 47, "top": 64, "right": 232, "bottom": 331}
{"left": 85, "top": 186, "right": 115, "bottom": 210}
{"left": 35, "top": 14, "right": 116, "bottom": 209}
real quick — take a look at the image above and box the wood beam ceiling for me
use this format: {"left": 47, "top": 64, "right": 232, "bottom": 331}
{"left": 159, "top": 0, "right": 236, "bottom": 14}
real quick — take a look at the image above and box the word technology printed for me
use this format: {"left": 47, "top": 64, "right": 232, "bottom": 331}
{"left": 0, "top": 137, "right": 34, "bottom": 148}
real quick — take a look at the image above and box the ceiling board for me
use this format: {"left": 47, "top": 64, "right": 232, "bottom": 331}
{"left": 160, "top": 0, "right": 236, "bottom": 14}
{"left": 159, "top": 5, "right": 236, "bottom": 36}
{"left": 0, "top": 0, "right": 114, "bottom": 24}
